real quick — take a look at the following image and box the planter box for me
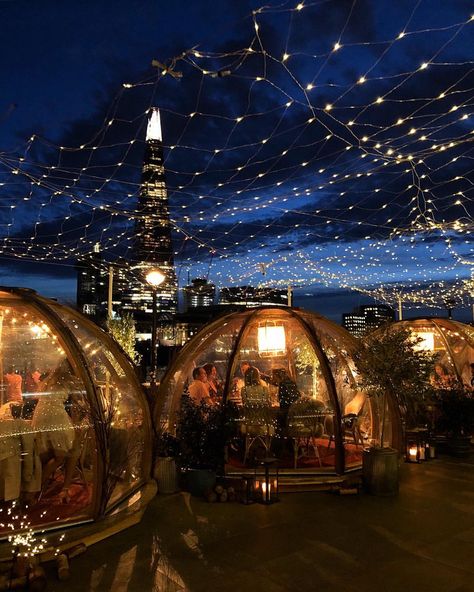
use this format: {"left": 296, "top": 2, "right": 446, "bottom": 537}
{"left": 448, "top": 435, "right": 472, "bottom": 458}
{"left": 154, "top": 457, "right": 179, "bottom": 494}
{"left": 185, "top": 469, "right": 217, "bottom": 497}
{"left": 363, "top": 447, "right": 399, "bottom": 497}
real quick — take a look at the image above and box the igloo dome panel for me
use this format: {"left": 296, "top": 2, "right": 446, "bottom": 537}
{"left": 389, "top": 318, "right": 474, "bottom": 385}
{"left": 0, "top": 288, "right": 152, "bottom": 536}
{"left": 157, "top": 307, "right": 399, "bottom": 475}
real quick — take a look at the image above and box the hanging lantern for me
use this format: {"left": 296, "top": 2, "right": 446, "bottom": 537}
{"left": 257, "top": 322, "right": 286, "bottom": 357}
{"left": 254, "top": 457, "right": 279, "bottom": 504}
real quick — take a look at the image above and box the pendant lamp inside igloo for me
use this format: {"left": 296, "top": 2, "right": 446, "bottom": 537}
{"left": 157, "top": 307, "right": 400, "bottom": 476}
{"left": 0, "top": 287, "right": 153, "bottom": 543}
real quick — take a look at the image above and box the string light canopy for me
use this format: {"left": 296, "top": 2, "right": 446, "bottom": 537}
{"left": 0, "top": 2, "right": 472, "bottom": 310}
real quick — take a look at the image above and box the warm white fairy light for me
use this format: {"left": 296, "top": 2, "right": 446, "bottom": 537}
{"left": 0, "top": 2, "right": 471, "bottom": 312}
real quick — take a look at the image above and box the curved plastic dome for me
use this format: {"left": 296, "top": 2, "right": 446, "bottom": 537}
{"left": 0, "top": 287, "right": 152, "bottom": 537}
{"left": 389, "top": 318, "right": 474, "bottom": 385}
{"left": 157, "top": 307, "right": 400, "bottom": 475}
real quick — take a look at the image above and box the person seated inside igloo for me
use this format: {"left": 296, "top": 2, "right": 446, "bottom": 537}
{"left": 31, "top": 360, "right": 83, "bottom": 504}
{"left": 0, "top": 401, "right": 42, "bottom": 507}
{"left": 4, "top": 366, "right": 23, "bottom": 404}
{"left": 188, "top": 366, "right": 212, "bottom": 405}
{"left": 203, "top": 363, "right": 223, "bottom": 403}
{"left": 241, "top": 367, "right": 271, "bottom": 405}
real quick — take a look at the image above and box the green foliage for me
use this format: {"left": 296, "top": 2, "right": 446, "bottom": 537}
{"left": 435, "top": 379, "right": 474, "bottom": 437}
{"left": 106, "top": 313, "right": 141, "bottom": 365}
{"left": 156, "top": 431, "right": 180, "bottom": 457}
{"left": 354, "top": 326, "right": 437, "bottom": 439}
{"left": 294, "top": 340, "right": 318, "bottom": 373}
{"left": 176, "top": 394, "right": 237, "bottom": 471}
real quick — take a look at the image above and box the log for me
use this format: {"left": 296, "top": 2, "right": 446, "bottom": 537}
{"left": 28, "top": 566, "right": 47, "bottom": 592}
{"left": 56, "top": 553, "right": 70, "bottom": 581}
{"left": 66, "top": 543, "right": 87, "bottom": 559}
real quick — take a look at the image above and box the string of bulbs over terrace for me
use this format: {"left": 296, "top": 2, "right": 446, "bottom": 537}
{"left": 0, "top": 1, "right": 472, "bottom": 309}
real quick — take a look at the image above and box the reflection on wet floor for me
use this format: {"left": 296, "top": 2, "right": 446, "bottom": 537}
{"left": 84, "top": 534, "right": 189, "bottom": 592}
{"left": 152, "top": 535, "right": 188, "bottom": 592}
{"left": 47, "top": 458, "right": 474, "bottom": 592}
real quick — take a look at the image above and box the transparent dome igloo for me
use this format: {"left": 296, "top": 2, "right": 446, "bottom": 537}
{"left": 0, "top": 287, "right": 152, "bottom": 537}
{"left": 388, "top": 318, "right": 474, "bottom": 385}
{"left": 157, "top": 307, "right": 400, "bottom": 474}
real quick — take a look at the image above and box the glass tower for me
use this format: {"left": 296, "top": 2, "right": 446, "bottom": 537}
{"left": 122, "top": 109, "right": 178, "bottom": 322}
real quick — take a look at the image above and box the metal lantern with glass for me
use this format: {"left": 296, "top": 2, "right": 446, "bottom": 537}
{"left": 254, "top": 457, "right": 279, "bottom": 504}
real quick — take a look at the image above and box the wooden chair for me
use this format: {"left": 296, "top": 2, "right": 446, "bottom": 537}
{"left": 288, "top": 399, "right": 325, "bottom": 468}
{"left": 327, "top": 409, "right": 365, "bottom": 449}
{"left": 240, "top": 404, "right": 275, "bottom": 465}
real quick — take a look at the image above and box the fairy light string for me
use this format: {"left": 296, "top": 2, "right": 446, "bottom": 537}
{"left": 0, "top": 2, "right": 472, "bottom": 310}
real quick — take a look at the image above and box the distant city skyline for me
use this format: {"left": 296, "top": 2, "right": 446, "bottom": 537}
{"left": 0, "top": 266, "right": 470, "bottom": 326}
{"left": 0, "top": 0, "right": 472, "bottom": 316}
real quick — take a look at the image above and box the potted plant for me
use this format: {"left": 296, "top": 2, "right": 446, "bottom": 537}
{"left": 154, "top": 431, "right": 180, "bottom": 494}
{"left": 176, "top": 394, "right": 230, "bottom": 497}
{"left": 354, "top": 326, "right": 437, "bottom": 495}
{"left": 435, "top": 379, "right": 474, "bottom": 457}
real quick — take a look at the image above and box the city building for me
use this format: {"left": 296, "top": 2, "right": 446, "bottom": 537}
{"left": 76, "top": 250, "right": 130, "bottom": 322}
{"left": 182, "top": 278, "right": 216, "bottom": 311}
{"left": 120, "top": 108, "right": 178, "bottom": 333}
{"left": 342, "top": 304, "right": 395, "bottom": 337}
{"left": 76, "top": 243, "right": 106, "bottom": 318}
{"left": 76, "top": 108, "right": 178, "bottom": 345}
{"left": 174, "top": 304, "right": 243, "bottom": 346}
{"left": 219, "top": 285, "right": 289, "bottom": 307}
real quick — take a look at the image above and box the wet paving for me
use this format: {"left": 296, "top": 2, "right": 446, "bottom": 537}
{"left": 47, "top": 454, "right": 474, "bottom": 592}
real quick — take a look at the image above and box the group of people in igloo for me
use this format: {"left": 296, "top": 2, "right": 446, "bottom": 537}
{"left": 394, "top": 318, "right": 474, "bottom": 390}
{"left": 0, "top": 288, "right": 151, "bottom": 537}
{"left": 157, "top": 308, "right": 397, "bottom": 474}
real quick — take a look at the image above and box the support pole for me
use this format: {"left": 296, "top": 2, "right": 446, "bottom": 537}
{"left": 287, "top": 285, "right": 293, "bottom": 307}
{"left": 151, "top": 289, "right": 157, "bottom": 390}
{"left": 397, "top": 295, "right": 403, "bottom": 321}
{"left": 107, "top": 266, "right": 114, "bottom": 319}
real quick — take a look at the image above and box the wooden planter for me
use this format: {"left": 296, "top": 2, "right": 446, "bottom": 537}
{"left": 185, "top": 469, "right": 217, "bottom": 497}
{"left": 447, "top": 435, "right": 472, "bottom": 458}
{"left": 363, "top": 447, "right": 399, "bottom": 496}
{"left": 154, "top": 457, "right": 179, "bottom": 494}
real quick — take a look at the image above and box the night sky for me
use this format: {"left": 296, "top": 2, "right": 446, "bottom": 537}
{"left": 0, "top": 0, "right": 472, "bottom": 321}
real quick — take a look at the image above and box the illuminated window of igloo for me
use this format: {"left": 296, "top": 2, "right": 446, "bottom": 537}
{"left": 157, "top": 307, "right": 399, "bottom": 475}
{"left": 390, "top": 318, "right": 474, "bottom": 387}
{"left": 0, "top": 288, "right": 152, "bottom": 538}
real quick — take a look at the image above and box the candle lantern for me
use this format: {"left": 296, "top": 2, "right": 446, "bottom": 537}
{"left": 240, "top": 476, "right": 255, "bottom": 505}
{"left": 254, "top": 457, "right": 279, "bottom": 504}
{"left": 419, "top": 436, "right": 426, "bottom": 461}
{"left": 405, "top": 428, "right": 428, "bottom": 463}
{"left": 427, "top": 441, "right": 436, "bottom": 459}
{"left": 424, "top": 441, "right": 431, "bottom": 461}
{"left": 407, "top": 441, "right": 420, "bottom": 463}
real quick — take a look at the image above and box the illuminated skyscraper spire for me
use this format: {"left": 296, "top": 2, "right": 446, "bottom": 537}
{"left": 146, "top": 107, "right": 162, "bottom": 142}
{"left": 122, "top": 108, "right": 178, "bottom": 323}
